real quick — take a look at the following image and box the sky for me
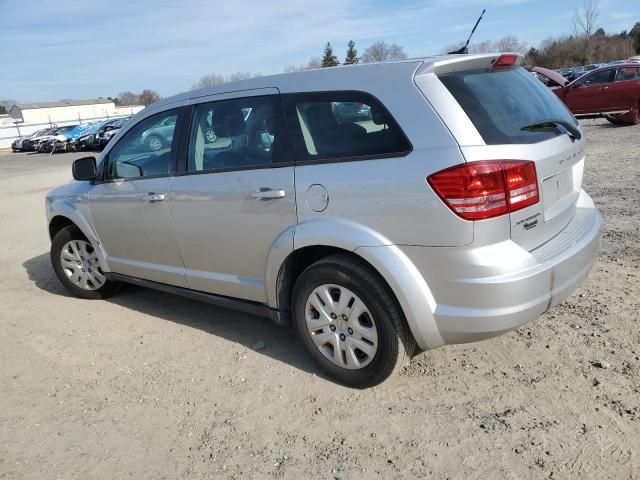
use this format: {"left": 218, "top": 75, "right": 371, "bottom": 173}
{"left": 0, "top": 0, "right": 638, "bottom": 103}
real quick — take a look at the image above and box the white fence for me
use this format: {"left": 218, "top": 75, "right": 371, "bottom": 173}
{"left": 0, "top": 108, "right": 142, "bottom": 150}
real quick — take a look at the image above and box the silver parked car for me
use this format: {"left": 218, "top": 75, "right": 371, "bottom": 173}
{"left": 46, "top": 54, "right": 601, "bottom": 387}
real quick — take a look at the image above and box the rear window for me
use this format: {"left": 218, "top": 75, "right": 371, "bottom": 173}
{"left": 283, "top": 91, "right": 411, "bottom": 162}
{"left": 439, "top": 67, "right": 577, "bottom": 145}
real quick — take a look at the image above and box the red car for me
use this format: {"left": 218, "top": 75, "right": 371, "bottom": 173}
{"left": 533, "top": 64, "right": 640, "bottom": 125}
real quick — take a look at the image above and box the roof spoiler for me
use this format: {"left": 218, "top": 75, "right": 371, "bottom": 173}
{"left": 416, "top": 53, "right": 524, "bottom": 76}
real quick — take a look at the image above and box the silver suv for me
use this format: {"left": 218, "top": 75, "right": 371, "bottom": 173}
{"left": 46, "top": 54, "right": 601, "bottom": 387}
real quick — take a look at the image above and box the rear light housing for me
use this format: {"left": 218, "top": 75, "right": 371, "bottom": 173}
{"left": 427, "top": 160, "right": 539, "bottom": 220}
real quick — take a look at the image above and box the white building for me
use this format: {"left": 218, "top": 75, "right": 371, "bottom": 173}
{"left": 9, "top": 98, "right": 143, "bottom": 124}
{"left": 1, "top": 99, "right": 144, "bottom": 149}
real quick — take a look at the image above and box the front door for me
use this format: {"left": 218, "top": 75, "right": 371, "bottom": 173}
{"left": 564, "top": 68, "right": 615, "bottom": 113}
{"left": 169, "top": 91, "right": 296, "bottom": 303}
{"left": 89, "top": 107, "right": 189, "bottom": 287}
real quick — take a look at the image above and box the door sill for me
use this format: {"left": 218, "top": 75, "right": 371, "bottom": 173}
{"left": 105, "top": 272, "right": 285, "bottom": 325}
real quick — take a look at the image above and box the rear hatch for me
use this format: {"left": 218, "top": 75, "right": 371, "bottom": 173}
{"left": 415, "top": 54, "right": 584, "bottom": 251}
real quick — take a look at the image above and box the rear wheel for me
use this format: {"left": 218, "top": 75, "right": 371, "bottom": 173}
{"left": 292, "top": 254, "right": 415, "bottom": 388}
{"left": 605, "top": 104, "right": 640, "bottom": 126}
{"left": 51, "top": 225, "right": 119, "bottom": 299}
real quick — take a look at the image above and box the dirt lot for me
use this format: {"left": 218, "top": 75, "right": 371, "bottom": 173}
{"left": 1, "top": 121, "right": 639, "bottom": 480}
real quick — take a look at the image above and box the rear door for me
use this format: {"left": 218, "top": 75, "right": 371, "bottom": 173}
{"left": 169, "top": 90, "right": 296, "bottom": 303}
{"left": 417, "top": 57, "right": 586, "bottom": 251}
{"left": 609, "top": 66, "right": 640, "bottom": 110}
{"left": 564, "top": 69, "right": 615, "bottom": 113}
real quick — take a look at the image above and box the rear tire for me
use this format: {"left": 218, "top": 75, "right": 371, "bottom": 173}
{"left": 605, "top": 105, "right": 640, "bottom": 126}
{"left": 292, "top": 254, "right": 416, "bottom": 388}
{"left": 51, "top": 225, "right": 120, "bottom": 299}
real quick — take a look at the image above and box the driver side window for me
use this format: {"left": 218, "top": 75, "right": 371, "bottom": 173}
{"left": 581, "top": 69, "right": 614, "bottom": 86}
{"left": 106, "top": 109, "right": 180, "bottom": 179}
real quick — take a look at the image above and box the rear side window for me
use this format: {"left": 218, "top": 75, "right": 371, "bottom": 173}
{"left": 615, "top": 67, "right": 640, "bottom": 81}
{"left": 187, "top": 95, "right": 291, "bottom": 172}
{"left": 283, "top": 91, "right": 411, "bottom": 162}
{"left": 440, "top": 67, "right": 577, "bottom": 145}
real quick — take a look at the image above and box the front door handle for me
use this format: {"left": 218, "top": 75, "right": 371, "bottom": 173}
{"left": 143, "top": 192, "right": 166, "bottom": 202}
{"left": 251, "top": 188, "right": 286, "bottom": 199}
{"left": 600, "top": 86, "right": 609, "bottom": 90}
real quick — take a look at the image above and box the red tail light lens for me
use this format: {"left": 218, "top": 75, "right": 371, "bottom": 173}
{"left": 427, "top": 160, "right": 539, "bottom": 220}
{"left": 501, "top": 160, "right": 539, "bottom": 211}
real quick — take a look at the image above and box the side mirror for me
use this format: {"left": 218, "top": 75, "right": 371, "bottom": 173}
{"left": 72, "top": 156, "right": 97, "bottom": 181}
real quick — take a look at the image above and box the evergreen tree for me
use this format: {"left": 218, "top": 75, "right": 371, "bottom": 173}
{"left": 321, "top": 42, "right": 339, "bottom": 67}
{"left": 344, "top": 40, "right": 359, "bottom": 64}
{"left": 631, "top": 22, "right": 640, "bottom": 54}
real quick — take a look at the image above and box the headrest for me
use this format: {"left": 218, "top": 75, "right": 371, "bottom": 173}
{"left": 370, "top": 103, "right": 387, "bottom": 125}
{"left": 305, "top": 104, "right": 338, "bottom": 132}
{"left": 223, "top": 108, "right": 246, "bottom": 137}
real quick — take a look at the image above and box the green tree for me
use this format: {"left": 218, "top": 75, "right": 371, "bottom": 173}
{"left": 344, "top": 40, "right": 359, "bottom": 64}
{"left": 630, "top": 22, "right": 640, "bottom": 53}
{"left": 321, "top": 42, "right": 339, "bottom": 67}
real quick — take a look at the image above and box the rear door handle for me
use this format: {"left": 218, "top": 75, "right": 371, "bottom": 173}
{"left": 251, "top": 188, "right": 286, "bottom": 199}
{"left": 600, "top": 86, "right": 609, "bottom": 90}
{"left": 143, "top": 192, "right": 166, "bottom": 202}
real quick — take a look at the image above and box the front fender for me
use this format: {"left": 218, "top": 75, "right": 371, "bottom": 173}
{"left": 48, "top": 198, "right": 110, "bottom": 273}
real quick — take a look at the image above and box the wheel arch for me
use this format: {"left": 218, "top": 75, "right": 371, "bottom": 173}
{"left": 47, "top": 203, "right": 110, "bottom": 273}
{"left": 266, "top": 218, "right": 443, "bottom": 350}
{"left": 48, "top": 215, "right": 75, "bottom": 240}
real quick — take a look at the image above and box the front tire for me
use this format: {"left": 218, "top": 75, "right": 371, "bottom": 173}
{"left": 292, "top": 254, "right": 415, "bottom": 388}
{"left": 50, "top": 225, "right": 119, "bottom": 299}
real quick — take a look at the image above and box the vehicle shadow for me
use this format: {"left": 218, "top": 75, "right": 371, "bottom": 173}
{"left": 23, "top": 252, "right": 321, "bottom": 378}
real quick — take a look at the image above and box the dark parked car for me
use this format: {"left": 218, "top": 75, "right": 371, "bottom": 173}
{"left": 69, "top": 120, "right": 112, "bottom": 151}
{"left": 95, "top": 117, "right": 130, "bottom": 149}
{"left": 533, "top": 64, "right": 640, "bottom": 125}
{"left": 563, "top": 64, "right": 605, "bottom": 82}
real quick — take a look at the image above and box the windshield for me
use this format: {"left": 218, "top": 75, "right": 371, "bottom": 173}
{"left": 439, "top": 67, "right": 577, "bottom": 144}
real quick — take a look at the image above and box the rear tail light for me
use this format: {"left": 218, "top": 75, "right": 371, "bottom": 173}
{"left": 427, "top": 160, "right": 539, "bottom": 220}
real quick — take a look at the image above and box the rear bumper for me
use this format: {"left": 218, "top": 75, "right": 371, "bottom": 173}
{"left": 399, "top": 189, "right": 601, "bottom": 346}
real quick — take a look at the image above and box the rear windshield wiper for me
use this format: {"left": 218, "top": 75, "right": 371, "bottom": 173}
{"left": 521, "top": 119, "right": 581, "bottom": 141}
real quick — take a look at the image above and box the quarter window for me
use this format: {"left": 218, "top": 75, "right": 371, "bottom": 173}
{"left": 187, "top": 95, "right": 290, "bottom": 172}
{"left": 283, "top": 92, "right": 411, "bottom": 162}
{"left": 106, "top": 109, "right": 182, "bottom": 179}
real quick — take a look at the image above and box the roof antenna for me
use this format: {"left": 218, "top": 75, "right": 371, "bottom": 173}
{"left": 448, "top": 9, "right": 486, "bottom": 55}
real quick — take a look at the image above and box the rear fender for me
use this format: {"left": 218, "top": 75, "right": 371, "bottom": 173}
{"left": 266, "top": 217, "right": 443, "bottom": 350}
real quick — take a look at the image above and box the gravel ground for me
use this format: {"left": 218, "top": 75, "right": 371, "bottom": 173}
{"left": 1, "top": 120, "right": 639, "bottom": 479}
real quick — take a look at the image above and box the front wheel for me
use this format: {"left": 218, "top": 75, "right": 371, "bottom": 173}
{"left": 50, "top": 225, "right": 120, "bottom": 299}
{"left": 292, "top": 254, "right": 415, "bottom": 388}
